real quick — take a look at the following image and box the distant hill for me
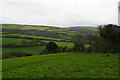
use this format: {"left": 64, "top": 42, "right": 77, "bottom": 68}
{"left": 2, "top": 24, "right": 98, "bottom": 39}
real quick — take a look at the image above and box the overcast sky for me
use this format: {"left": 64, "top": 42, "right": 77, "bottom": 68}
{"left": 1, "top": 0, "right": 120, "bottom": 27}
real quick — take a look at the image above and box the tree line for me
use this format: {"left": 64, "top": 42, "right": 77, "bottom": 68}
{"left": 72, "top": 24, "right": 120, "bottom": 53}
{"left": 43, "top": 24, "right": 120, "bottom": 54}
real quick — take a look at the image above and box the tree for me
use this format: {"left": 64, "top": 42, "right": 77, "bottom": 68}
{"left": 98, "top": 24, "right": 120, "bottom": 45}
{"left": 93, "top": 24, "right": 120, "bottom": 53}
{"left": 71, "top": 34, "right": 85, "bottom": 52}
{"left": 46, "top": 42, "right": 58, "bottom": 50}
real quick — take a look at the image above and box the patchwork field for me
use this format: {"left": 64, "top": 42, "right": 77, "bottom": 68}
{"left": 41, "top": 41, "right": 74, "bottom": 48}
{"left": 2, "top": 24, "right": 118, "bottom": 79}
{"left": 2, "top": 53, "right": 118, "bottom": 78}
{"left": 2, "top": 38, "right": 32, "bottom": 46}
{"left": 2, "top": 38, "right": 74, "bottom": 54}
{"left": 3, "top": 34, "right": 64, "bottom": 41}
{"left": 2, "top": 24, "right": 50, "bottom": 30}
{"left": 2, "top": 46, "right": 46, "bottom": 55}
{"left": 2, "top": 24, "right": 98, "bottom": 35}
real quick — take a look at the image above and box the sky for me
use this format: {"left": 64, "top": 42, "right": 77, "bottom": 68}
{"left": 1, "top": 0, "right": 120, "bottom": 27}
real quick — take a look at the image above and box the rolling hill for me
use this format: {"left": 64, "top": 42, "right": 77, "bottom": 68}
{"left": 2, "top": 24, "right": 98, "bottom": 36}
{"left": 2, "top": 52, "right": 118, "bottom": 78}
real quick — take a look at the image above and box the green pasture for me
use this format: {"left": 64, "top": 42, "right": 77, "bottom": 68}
{"left": 41, "top": 41, "right": 74, "bottom": 48}
{"left": 2, "top": 38, "right": 32, "bottom": 46}
{"left": 2, "top": 53, "right": 118, "bottom": 78}
{"left": 79, "top": 27, "right": 98, "bottom": 30}
{"left": 2, "top": 24, "right": 57, "bottom": 30}
{"left": 2, "top": 24, "right": 49, "bottom": 30}
{"left": 55, "top": 42, "right": 74, "bottom": 48}
{"left": 47, "top": 28, "right": 68, "bottom": 32}
{"left": 21, "top": 26, "right": 49, "bottom": 30}
{"left": 3, "top": 34, "right": 63, "bottom": 41}
{"left": 2, "top": 46, "right": 46, "bottom": 55}
{"left": 70, "top": 26, "right": 98, "bottom": 31}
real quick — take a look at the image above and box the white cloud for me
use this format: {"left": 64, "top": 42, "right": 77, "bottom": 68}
{"left": 1, "top": 0, "right": 119, "bottom": 27}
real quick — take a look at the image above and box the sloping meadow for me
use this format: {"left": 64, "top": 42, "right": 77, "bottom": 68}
{"left": 2, "top": 53, "right": 118, "bottom": 78}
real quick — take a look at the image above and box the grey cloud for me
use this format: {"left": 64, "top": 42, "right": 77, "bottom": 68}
{"left": 1, "top": 0, "right": 119, "bottom": 27}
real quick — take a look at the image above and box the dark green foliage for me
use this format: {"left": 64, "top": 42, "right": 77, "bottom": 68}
{"left": 41, "top": 46, "right": 69, "bottom": 54}
{"left": 2, "top": 52, "right": 28, "bottom": 59}
{"left": 98, "top": 24, "right": 120, "bottom": 44}
{"left": 73, "top": 44, "right": 85, "bottom": 52}
{"left": 71, "top": 24, "right": 120, "bottom": 53}
{"left": 46, "top": 42, "right": 58, "bottom": 50}
{"left": 25, "top": 54, "right": 32, "bottom": 56}
{"left": 91, "top": 24, "right": 120, "bottom": 53}
{"left": 71, "top": 34, "right": 86, "bottom": 52}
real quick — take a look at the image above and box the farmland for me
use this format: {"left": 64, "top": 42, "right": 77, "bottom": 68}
{"left": 2, "top": 46, "right": 46, "bottom": 55}
{"left": 2, "top": 41, "right": 74, "bottom": 54}
{"left": 2, "top": 38, "right": 32, "bottom": 46}
{"left": 2, "top": 24, "right": 98, "bottom": 36}
{"left": 41, "top": 41, "right": 74, "bottom": 48}
{"left": 2, "top": 34, "right": 64, "bottom": 41}
{"left": 2, "top": 37, "right": 74, "bottom": 54}
{"left": 2, "top": 53, "right": 118, "bottom": 78}
{"left": 1, "top": 24, "right": 119, "bottom": 79}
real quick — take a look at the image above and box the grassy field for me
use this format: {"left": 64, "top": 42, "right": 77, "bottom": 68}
{"left": 2, "top": 53, "right": 118, "bottom": 78}
{"left": 75, "top": 26, "right": 98, "bottom": 30}
{"left": 2, "top": 24, "right": 98, "bottom": 34}
{"left": 2, "top": 46, "right": 46, "bottom": 55}
{"left": 2, "top": 38, "right": 32, "bottom": 46}
{"left": 3, "top": 34, "right": 64, "bottom": 41}
{"left": 20, "top": 26, "right": 49, "bottom": 30}
{"left": 41, "top": 41, "right": 74, "bottom": 48}
{"left": 2, "top": 24, "right": 50, "bottom": 30}
{"left": 2, "top": 36, "right": 74, "bottom": 47}
{"left": 55, "top": 42, "right": 74, "bottom": 48}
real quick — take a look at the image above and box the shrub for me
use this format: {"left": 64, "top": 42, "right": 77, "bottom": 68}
{"left": 41, "top": 46, "right": 70, "bottom": 54}
{"left": 46, "top": 42, "right": 58, "bottom": 50}
{"left": 25, "top": 54, "right": 32, "bottom": 56}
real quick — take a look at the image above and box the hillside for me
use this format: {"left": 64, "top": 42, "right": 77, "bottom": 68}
{"left": 1, "top": 24, "right": 119, "bottom": 79}
{"left": 1, "top": 24, "right": 98, "bottom": 57}
{"left": 2, "top": 24, "right": 98, "bottom": 37}
{"left": 2, "top": 53, "right": 118, "bottom": 78}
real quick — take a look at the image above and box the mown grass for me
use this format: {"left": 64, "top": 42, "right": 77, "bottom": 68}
{"left": 2, "top": 53, "right": 118, "bottom": 78}
{"left": 2, "top": 46, "right": 46, "bottom": 55}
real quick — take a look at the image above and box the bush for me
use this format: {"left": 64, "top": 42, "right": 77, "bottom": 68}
{"left": 46, "top": 42, "right": 58, "bottom": 50}
{"left": 41, "top": 46, "right": 70, "bottom": 54}
{"left": 25, "top": 54, "right": 32, "bottom": 56}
